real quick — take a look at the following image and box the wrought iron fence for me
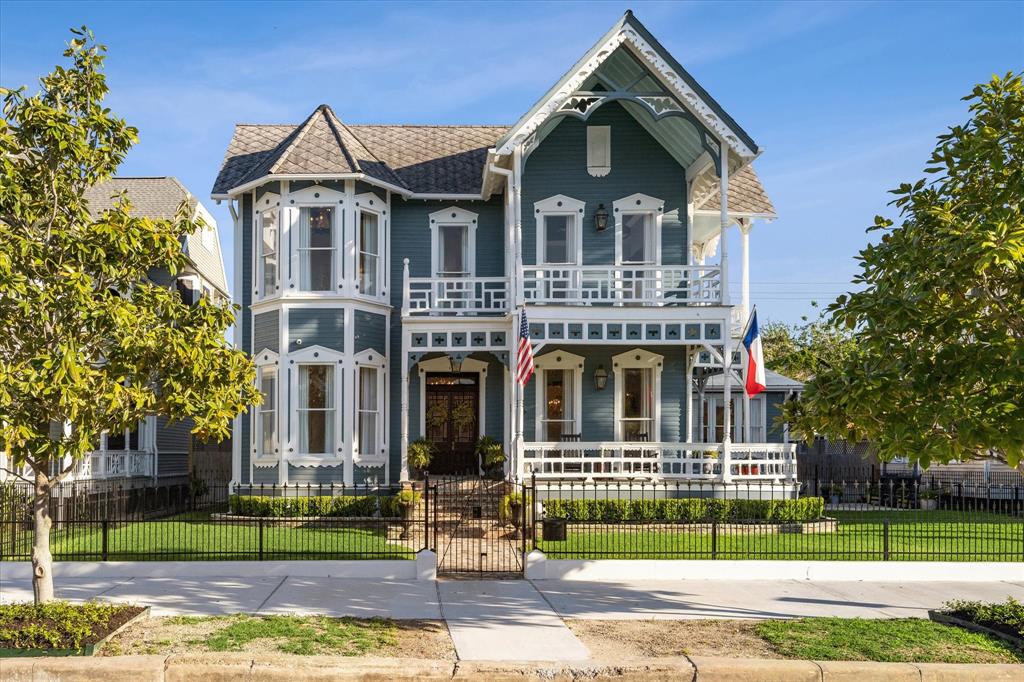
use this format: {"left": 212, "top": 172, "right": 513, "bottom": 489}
{"left": 527, "top": 476, "right": 1024, "bottom": 562}
{"left": 0, "top": 482, "right": 418, "bottom": 562}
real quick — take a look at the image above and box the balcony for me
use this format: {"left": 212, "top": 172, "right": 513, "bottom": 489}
{"left": 522, "top": 265, "right": 722, "bottom": 306}
{"left": 403, "top": 275, "right": 510, "bottom": 316}
{"left": 71, "top": 450, "right": 155, "bottom": 480}
{"left": 522, "top": 441, "right": 796, "bottom": 481}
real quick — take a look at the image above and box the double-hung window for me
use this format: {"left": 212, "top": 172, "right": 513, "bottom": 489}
{"left": 533, "top": 350, "right": 584, "bottom": 442}
{"left": 438, "top": 224, "right": 470, "bottom": 277}
{"left": 357, "top": 366, "right": 380, "bottom": 457}
{"left": 298, "top": 365, "right": 335, "bottom": 456}
{"left": 358, "top": 210, "right": 380, "bottom": 296}
{"left": 298, "top": 207, "right": 334, "bottom": 292}
{"left": 257, "top": 366, "right": 277, "bottom": 458}
{"left": 620, "top": 367, "right": 654, "bottom": 441}
{"left": 534, "top": 196, "right": 584, "bottom": 302}
{"left": 258, "top": 209, "right": 278, "bottom": 296}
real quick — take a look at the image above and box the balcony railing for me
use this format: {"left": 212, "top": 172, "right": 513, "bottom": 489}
{"left": 72, "top": 450, "right": 155, "bottom": 480}
{"left": 403, "top": 275, "right": 510, "bottom": 316}
{"left": 522, "top": 265, "right": 722, "bottom": 306}
{"left": 522, "top": 441, "right": 796, "bottom": 480}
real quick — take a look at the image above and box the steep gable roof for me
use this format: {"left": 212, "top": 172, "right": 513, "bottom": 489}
{"left": 699, "top": 166, "right": 776, "bottom": 217}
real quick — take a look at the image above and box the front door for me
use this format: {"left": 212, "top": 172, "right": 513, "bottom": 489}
{"left": 424, "top": 372, "right": 479, "bottom": 475}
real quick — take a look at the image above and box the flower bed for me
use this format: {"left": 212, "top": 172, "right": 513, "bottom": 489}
{"left": 931, "top": 598, "right": 1024, "bottom": 647}
{"left": 0, "top": 602, "right": 148, "bottom": 657}
{"left": 542, "top": 497, "right": 825, "bottom": 524}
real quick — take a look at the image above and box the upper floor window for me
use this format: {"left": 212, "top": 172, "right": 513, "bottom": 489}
{"left": 587, "top": 125, "right": 611, "bottom": 177}
{"left": 535, "top": 195, "right": 584, "bottom": 265}
{"left": 358, "top": 210, "right": 380, "bottom": 296}
{"left": 298, "top": 364, "right": 335, "bottom": 456}
{"left": 298, "top": 206, "right": 334, "bottom": 292}
{"left": 258, "top": 208, "right": 278, "bottom": 296}
{"left": 621, "top": 213, "right": 655, "bottom": 264}
{"left": 429, "top": 207, "right": 478, "bottom": 279}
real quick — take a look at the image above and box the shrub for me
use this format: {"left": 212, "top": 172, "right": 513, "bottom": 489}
{"left": 407, "top": 439, "right": 434, "bottom": 472}
{"left": 944, "top": 598, "right": 1024, "bottom": 638}
{"left": 542, "top": 497, "right": 824, "bottom": 523}
{"left": 500, "top": 491, "right": 523, "bottom": 522}
{"left": 0, "top": 601, "right": 141, "bottom": 650}
{"left": 228, "top": 494, "right": 398, "bottom": 518}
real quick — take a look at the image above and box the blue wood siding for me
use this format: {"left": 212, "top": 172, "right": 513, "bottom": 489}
{"left": 254, "top": 310, "right": 279, "bottom": 354}
{"left": 353, "top": 310, "right": 387, "bottom": 355}
{"left": 288, "top": 308, "right": 345, "bottom": 353}
{"left": 156, "top": 415, "right": 192, "bottom": 453}
{"left": 523, "top": 345, "right": 686, "bottom": 442}
{"left": 521, "top": 102, "right": 687, "bottom": 266}
{"left": 252, "top": 465, "right": 278, "bottom": 485}
{"left": 766, "top": 391, "right": 787, "bottom": 443}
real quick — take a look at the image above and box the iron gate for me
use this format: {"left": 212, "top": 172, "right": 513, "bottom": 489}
{"left": 424, "top": 475, "right": 528, "bottom": 577}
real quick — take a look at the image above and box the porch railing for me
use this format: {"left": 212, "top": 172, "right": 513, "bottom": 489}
{"left": 522, "top": 441, "right": 796, "bottom": 480}
{"left": 522, "top": 265, "right": 722, "bottom": 306}
{"left": 72, "top": 450, "right": 155, "bottom": 480}
{"left": 403, "top": 272, "right": 510, "bottom": 316}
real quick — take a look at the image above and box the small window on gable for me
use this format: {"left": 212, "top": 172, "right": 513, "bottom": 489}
{"left": 587, "top": 126, "right": 611, "bottom": 177}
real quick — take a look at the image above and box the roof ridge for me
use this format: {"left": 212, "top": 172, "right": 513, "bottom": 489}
{"left": 268, "top": 106, "right": 326, "bottom": 175}
{"left": 320, "top": 105, "right": 360, "bottom": 171}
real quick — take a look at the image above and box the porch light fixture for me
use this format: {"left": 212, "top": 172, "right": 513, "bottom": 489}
{"left": 594, "top": 203, "right": 609, "bottom": 232}
{"left": 449, "top": 356, "right": 463, "bottom": 373}
{"left": 593, "top": 364, "right": 608, "bottom": 391}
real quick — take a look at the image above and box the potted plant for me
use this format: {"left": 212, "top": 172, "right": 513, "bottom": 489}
{"left": 918, "top": 487, "right": 939, "bottom": 511}
{"left": 476, "top": 436, "right": 506, "bottom": 479}
{"left": 407, "top": 438, "right": 434, "bottom": 478}
{"left": 823, "top": 484, "right": 841, "bottom": 507}
{"left": 501, "top": 491, "right": 524, "bottom": 537}
{"left": 395, "top": 489, "right": 421, "bottom": 539}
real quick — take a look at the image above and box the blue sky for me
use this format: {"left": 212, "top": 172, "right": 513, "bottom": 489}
{"left": 2, "top": 0, "right": 1021, "bottom": 323}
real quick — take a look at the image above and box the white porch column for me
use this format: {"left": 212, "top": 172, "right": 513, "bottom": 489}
{"left": 400, "top": 330, "right": 410, "bottom": 481}
{"left": 721, "top": 333, "right": 733, "bottom": 483}
{"left": 718, "top": 158, "right": 730, "bottom": 306}
{"left": 684, "top": 349, "right": 694, "bottom": 443}
{"left": 742, "top": 387, "right": 751, "bottom": 444}
{"left": 512, "top": 312, "right": 524, "bottom": 478}
{"left": 740, "top": 219, "right": 751, "bottom": 322}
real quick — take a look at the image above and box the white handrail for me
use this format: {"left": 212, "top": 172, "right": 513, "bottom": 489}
{"left": 404, "top": 275, "right": 510, "bottom": 315}
{"left": 522, "top": 265, "right": 722, "bottom": 305}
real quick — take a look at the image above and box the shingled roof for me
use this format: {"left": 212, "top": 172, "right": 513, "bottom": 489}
{"left": 212, "top": 105, "right": 773, "bottom": 214}
{"left": 699, "top": 165, "right": 776, "bottom": 217}
{"left": 84, "top": 177, "right": 229, "bottom": 295}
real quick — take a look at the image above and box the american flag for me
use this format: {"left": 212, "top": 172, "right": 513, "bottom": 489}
{"left": 516, "top": 310, "right": 535, "bottom": 386}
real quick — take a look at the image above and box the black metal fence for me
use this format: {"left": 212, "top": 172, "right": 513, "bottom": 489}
{"left": 527, "top": 476, "right": 1024, "bottom": 562}
{"left": 0, "top": 482, "right": 419, "bottom": 562}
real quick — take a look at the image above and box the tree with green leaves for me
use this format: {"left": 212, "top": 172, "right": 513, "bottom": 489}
{"left": 0, "top": 28, "right": 260, "bottom": 602}
{"left": 761, "top": 310, "right": 858, "bottom": 383}
{"left": 788, "top": 73, "right": 1024, "bottom": 469}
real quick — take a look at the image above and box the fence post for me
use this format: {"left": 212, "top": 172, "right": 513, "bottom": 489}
{"left": 101, "top": 519, "right": 109, "bottom": 561}
{"left": 883, "top": 519, "right": 890, "bottom": 561}
{"left": 423, "top": 474, "right": 430, "bottom": 552}
{"left": 258, "top": 519, "right": 264, "bottom": 561}
{"left": 711, "top": 520, "right": 718, "bottom": 560}
{"left": 521, "top": 478, "right": 528, "bottom": 560}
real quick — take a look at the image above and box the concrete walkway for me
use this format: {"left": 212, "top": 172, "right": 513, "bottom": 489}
{"left": 3, "top": 572, "right": 1023, "bottom": 660}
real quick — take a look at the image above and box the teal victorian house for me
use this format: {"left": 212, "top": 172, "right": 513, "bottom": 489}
{"left": 211, "top": 11, "right": 800, "bottom": 489}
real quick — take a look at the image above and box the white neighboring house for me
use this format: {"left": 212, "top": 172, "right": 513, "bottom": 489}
{"left": 0, "top": 176, "right": 229, "bottom": 484}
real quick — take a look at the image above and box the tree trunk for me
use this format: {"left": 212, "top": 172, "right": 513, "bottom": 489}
{"left": 31, "top": 468, "right": 54, "bottom": 604}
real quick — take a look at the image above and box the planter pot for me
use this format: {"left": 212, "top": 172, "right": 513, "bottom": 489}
{"left": 829, "top": 495, "right": 840, "bottom": 506}
{"left": 543, "top": 518, "right": 567, "bottom": 542}
{"left": 919, "top": 499, "right": 938, "bottom": 511}
{"left": 400, "top": 506, "right": 417, "bottom": 539}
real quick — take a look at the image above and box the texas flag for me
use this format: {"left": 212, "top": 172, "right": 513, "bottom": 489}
{"left": 742, "top": 308, "right": 766, "bottom": 397}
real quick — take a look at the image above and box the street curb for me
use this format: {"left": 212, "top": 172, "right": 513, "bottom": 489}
{"left": 2, "top": 654, "right": 1023, "bottom": 680}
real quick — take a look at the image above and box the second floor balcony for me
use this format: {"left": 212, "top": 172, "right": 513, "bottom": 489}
{"left": 401, "top": 259, "right": 724, "bottom": 317}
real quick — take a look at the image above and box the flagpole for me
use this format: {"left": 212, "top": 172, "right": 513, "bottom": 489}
{"left": 741, "top": 305, "right": 756, "bottom": 444}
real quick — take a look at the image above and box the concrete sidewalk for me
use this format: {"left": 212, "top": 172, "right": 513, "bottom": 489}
{"left": 3, "top": 572, "right": 1023, "bottom": 660}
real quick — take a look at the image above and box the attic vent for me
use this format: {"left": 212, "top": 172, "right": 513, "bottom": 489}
{"left": 587, "top": 126, "right": 611, "bottom": 177}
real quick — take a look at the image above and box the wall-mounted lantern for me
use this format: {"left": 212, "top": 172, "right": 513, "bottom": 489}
{"left": 594, "top": 364, "right": 608, "bottom": 391}
{"left": 594, "top": 203, "right": 609, "bottom": 232}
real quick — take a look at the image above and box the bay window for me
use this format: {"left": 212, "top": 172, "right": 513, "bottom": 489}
{"left": 258, "top": 208, "right": 278, "bottom": 297}
{"left": 298, "top": 207, "right": 334, "bottom": 292}
{"left": 357, "top": 366, "right": 379, "bottom": 456}
{"left": 358, "top": 210, "right": 380, "bottom": 296}
{"left": 298, "top": 364, "right": 335, "bottom": 456}
{"left": 257, "top": 366, "right": 277, "bottom": 458}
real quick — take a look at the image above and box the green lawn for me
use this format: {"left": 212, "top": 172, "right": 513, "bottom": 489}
{"left": 537, "top": 510, "right": 1024, "bottom": 561}
{"left": 755, "top": 617, "right": 1024, "bottom": 663}
{"left": 1, "top": 511, "right": 417, "bottom": 561}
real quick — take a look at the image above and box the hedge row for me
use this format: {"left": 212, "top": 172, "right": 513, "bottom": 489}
{"left": 543, "top": 497, "right": 824, "bottom": 523}
{"left": 228, "top": 494, "right": 401, "bottom": 518}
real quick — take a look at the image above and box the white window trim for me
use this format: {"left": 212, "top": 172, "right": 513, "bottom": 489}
{"left": 354, "top": 348, "right": 387, "bottom": 465}
{"left": 416, "top": 356, "right": 488, "bottom": 443}
{"left": 535, "top": 195, "right": 585, "bottom": 265}
{"left": 533, "top": 350, "right": 584, "bottom": 442}
{"left": 701, "top": 393, "right": 765, "bottom": 443}
{"left": 289, "top": 186, "right": 343, "bottom": 295}
{"left": 254, "top": 192, "right": 280, "bottom": 301}
{"left": 355, "top": 192, "right": 386, "bottom": 299}
{"left": 612, "top": 193, "right": 664, "bottom": 266}
{"left": 429, "top": 207, "right": 478, "bottom": 277}
{"left": 587, "top": 125, "right": 611, "bottom": 177}
{"left": 612, "top": 348, "right": 663, "bottom": 442}
{"left": 252, "top": 349, "right": 280, "bottom": 468}
{"left": 287, "top": 344, "right": 344, "bottom": 467}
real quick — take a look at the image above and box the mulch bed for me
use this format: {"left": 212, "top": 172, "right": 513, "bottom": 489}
{"left": 0, "top": 604, "right": 147, "bottom": 655}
